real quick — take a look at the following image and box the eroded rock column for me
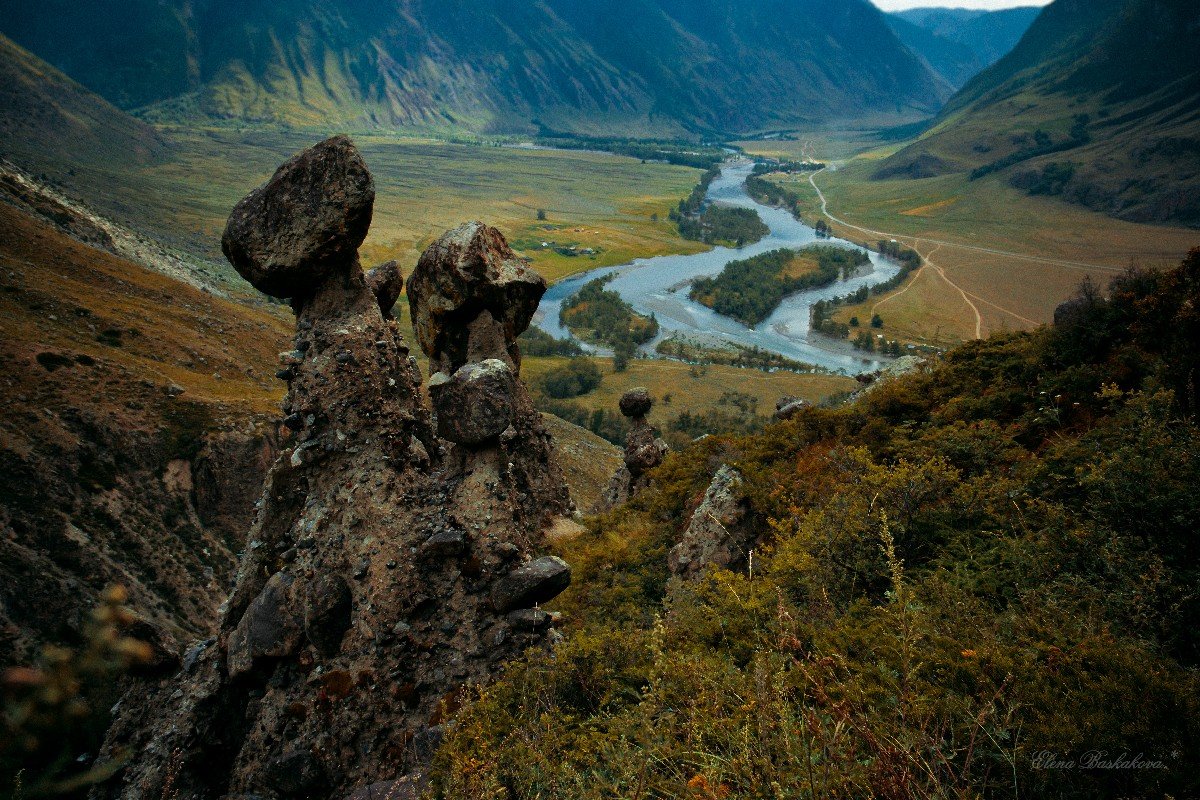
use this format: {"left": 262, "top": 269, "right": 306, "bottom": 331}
{"left": 93, "top": 137, "right": 572, "bottom": 800}
{"left": 594, "top": 387, "right": 669, "bottom": 512}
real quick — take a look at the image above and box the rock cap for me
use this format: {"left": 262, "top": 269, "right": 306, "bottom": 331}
{"left": 619, "top": 387, "right": 653, "bottom": 418}
{"left": 222, "top": 135, "right": 375, "bottom": 298}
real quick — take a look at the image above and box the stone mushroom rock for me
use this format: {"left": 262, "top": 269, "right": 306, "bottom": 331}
{"left": 428, "top": 359, "right": 517, "bottom": 446}
{"left": 406, "top": 221, "right": 546, "bottom": 373}
{"left": 365, "top": 259, "right": 404, "bottom": 319}
{"left": 93, "top": 141, "right": 572, "bottom": 800}
{"left": 221, "top": 135, "right": 375, "bottom": 298}
{"left": 593, "top": 390, "right": 670, "bottom": 513}
{"left": 668, "top": 465, "right": 752, "bottom": 578}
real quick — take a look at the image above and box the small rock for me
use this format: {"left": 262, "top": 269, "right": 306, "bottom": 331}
{"left": 227, "top": 571, "right": 304, "bottom": 677}
{"left": 491, "top": 556, "right": 571, "bottom": 612}
{"left": 420, "top": 529, "right": 467, "bottom": 558}
{"left": 506, "top": 608, "right": 552, "bottom": 630}
{"left": 365, "top": 260, "right": 404, "bottom": 319}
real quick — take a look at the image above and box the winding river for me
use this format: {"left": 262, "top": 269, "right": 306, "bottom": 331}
{"left": 533, "top": 159, "right": 901, "bottom": 375}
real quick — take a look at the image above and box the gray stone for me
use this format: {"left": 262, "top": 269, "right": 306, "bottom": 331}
{"left": 668, "top": 466, "right": 751, "bottom": 578}
{"left": 227, "top": 571, "right": 304, "bottom": 677}
{"left": 506, "top": 608, "right": 553, "bottom": 630}
{"left": 492, "top": 556, "right": 571, "bottom": 612}
{"left": 365, "top": 260, "right": 404, "bottom": 319}
{"left": 429, "top": 359, "right": 516, "bottom": 446}
{"left": 222, "top": 135, "right": 374, "bottom": 298}
{"left": 406, "top": 222, "right": 545, "bottom": 371}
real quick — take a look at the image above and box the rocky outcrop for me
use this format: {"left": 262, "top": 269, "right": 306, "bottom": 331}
{"left": 594, "top": 388, "right": 669, "bottom": 512}
{"left": 773, "top": 395, "right": 810, "bottom": 422}
{"left": 93, "top": 137, "right": 572, "bottom": 800}
{"left": 409, "top": 221, "right": 572, "bottom": 525}
{"left": 668, "top": 466, "right": 752, "bottom": 578}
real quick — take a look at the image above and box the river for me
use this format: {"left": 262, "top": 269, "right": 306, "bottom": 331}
{"left": 532, "top": 159, "right": 901, "bottom": 374}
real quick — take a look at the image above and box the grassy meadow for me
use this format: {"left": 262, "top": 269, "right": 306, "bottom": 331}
{"left": 60, "top": 127, "right": 706, "bottom": 289}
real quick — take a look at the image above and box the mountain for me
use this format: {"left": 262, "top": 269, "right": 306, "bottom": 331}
{"left": 886, "top": 6, "right": 1041, "bottom": 89}
{"left": 0, "top": 32, "right": 165, "bottom": 176}
{"left": 874, "top": 0, "right": 1200, "bottom": 227}
{"left": 0, "top": 0, "right": 950, "bottom": 136}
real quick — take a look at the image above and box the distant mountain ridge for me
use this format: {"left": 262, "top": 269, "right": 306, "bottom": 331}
{"left": 0, "top": 0, "right": 950, "bottom": 137}
{"left": 886, "top": 6, "right": 1041, "bottom": 89}
{"left": 875, "top": 0, "right": 1200, "bottom": 227}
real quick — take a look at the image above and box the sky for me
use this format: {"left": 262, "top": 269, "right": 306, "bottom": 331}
{"left": 871, "top": 0, "right": 1051, "bottom": 9}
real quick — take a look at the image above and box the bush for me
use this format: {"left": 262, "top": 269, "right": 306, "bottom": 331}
{"left": 540, "top": 358, "right": 603, "bottom": 399}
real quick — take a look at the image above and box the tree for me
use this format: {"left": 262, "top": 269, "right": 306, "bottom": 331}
{"left": 613, "top": 339, "right": 636, "bottom": 372}
{"left": 850, "top": 316, "right": 860, "bottom": 327}
{"left": 537, "top": 209, "right": 547, "bottom": 221}
{"left": 871, "top": 313, "right": 884, "bottom": 329}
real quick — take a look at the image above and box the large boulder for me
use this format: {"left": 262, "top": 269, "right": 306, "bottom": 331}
{"left": 221, "top": 135, "right": 375, "bottom": 298}
{"left": 619, "top": 387, "right": 653, "bottom": 419}
{"left": 428, "top": 359, "right": 517, "bottom": 446}
{"left": 407, "top": 222, "right": 546, "bottom": 372}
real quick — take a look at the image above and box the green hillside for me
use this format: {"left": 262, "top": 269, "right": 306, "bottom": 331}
{"left": 0, "top": 0, "right": 949, "bottom": 137}
{"left": 886, "top": 7, "right": 1040, "bottom": 89}
{"left": 875, "top": 0, "right": 1200, "bottom": 227}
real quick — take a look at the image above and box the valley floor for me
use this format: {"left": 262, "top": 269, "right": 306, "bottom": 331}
{"left": 738, "top": 135, "right": 1199, "bottom": 347}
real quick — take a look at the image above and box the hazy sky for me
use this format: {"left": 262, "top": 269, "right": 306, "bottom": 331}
{"left": 871, "top": 0, "right": 1051, "bottom": 10}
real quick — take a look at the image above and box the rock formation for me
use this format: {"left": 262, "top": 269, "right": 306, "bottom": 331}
{"left": 668, "top": 465, "right": 752, "bottom": 579}
{"left": 594, "top": 388, "right": 669, "bottom": 512}
{"left": 773, "top": 395, "right": 810, "bottom": 422}
{"left": 93, "top": 137, "right": 572, "bottom": 800}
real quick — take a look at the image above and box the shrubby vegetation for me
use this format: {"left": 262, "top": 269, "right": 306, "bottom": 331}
{"left": 517, "top": 326, "right": 584, "bottom": 357}
{"left": 655, "top": 337, "right": 821, "bottom": 373}
{"left": 559, "top": 276, "right": 659, "bottom": 353}
{"left": 535, "top": 136, "right": 727, "bottom": 170}
{"left": 433, "top": 251, "right": 1200, "bottom": 800}
{"left": 970, "top": 114, "right": 1090, "bottom": 181}
{"left": 812, "top": 240, "right": 922, "bottom": 343}
{"left": 538, "top": 358, "right": 604, "bottom": 399}
{"left": 677, "top": 206, "right": 769, "bottom": 247}
{"left": 691, "top": 246, "right": 869, "bottom": 326}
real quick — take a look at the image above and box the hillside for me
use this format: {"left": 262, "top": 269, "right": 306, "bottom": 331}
{"left": 875, "top": 0, "right": 1200, "bottom": 227}
{"left": 0, "top": 0, "right": 949, "bottom": 136}
{"left": 0, "top": 33, "right": 165, "bottom": 176}
{"left": 431, "top": 248, "right": 1200, "bottom": 799}
{"left": 886, "top": 6, "right": 1040, "bottom": 89}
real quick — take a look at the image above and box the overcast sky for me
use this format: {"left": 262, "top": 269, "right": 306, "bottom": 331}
{"left": 871, "top": 0, "right": 1051, "bottom": 10}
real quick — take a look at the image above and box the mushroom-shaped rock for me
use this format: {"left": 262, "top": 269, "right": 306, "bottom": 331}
{"left": 407, "top": 222, "right": 546, "bottom": 371}
{"left": 492, "top": 556, "right": 571, "bottom": 611}
{"left": 428, "top": 359, "right": 517, "bottom": 446}
{"left": 221, "top": 135, "right": 375, "bottom": 298}
{"left": 365, "top": 260, "right": 404, "bottom": 319}
{"left": 619, "top": 387, "right": 653, "bottom": 418}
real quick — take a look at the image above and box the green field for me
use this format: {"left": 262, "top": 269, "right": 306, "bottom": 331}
{"left": 59, "top": 127, "right": 708, "bottom": 289}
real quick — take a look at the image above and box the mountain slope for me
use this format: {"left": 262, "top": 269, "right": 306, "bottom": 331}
{"left": 0, "top": 33, "right": 165, "bottom": 175}
{"left": 875, "top": 0, "right": 1200, "bottom": 227}
{"left": 0, "top": 0, "right": 949, "bottom": 136}
{"left": 886, "top": 6, "right": 1040, "bottom": 89}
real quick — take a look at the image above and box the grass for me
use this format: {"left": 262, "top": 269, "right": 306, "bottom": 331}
{"left": 54, "top": 126, "right": 708, "bottom": 287}
{"left": 742, "top": 138, "right": 1199, "bottom": 346}
{"left": 520, "top": 356, "right": 855, "bottom": 431}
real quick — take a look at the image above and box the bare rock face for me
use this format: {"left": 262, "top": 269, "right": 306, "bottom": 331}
{"left": 94, "top": 138, "right": 572, "bottom": 800}
{"left": 365, "top": 260, "right": 404, "bottom": 319}
{"left": 221, "top": 135, "right": 374, "bottom": 298}
{"left": 594, "top": 388, "right": 669, "bottom": 512}
{"left": 406, "top": 222, "right": 546, "bottom": 375}
{"left": 668, "top": 466, "right": 752, "bottom": 578}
